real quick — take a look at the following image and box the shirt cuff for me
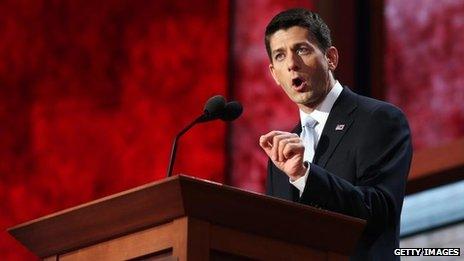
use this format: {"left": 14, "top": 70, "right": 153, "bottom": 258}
{"left": 289, "top": 162, "right": 311, "bottom": 197}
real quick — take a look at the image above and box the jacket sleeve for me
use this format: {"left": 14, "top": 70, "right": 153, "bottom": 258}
{"left": 299, "top": 104, "right": 413, "bottom": 237}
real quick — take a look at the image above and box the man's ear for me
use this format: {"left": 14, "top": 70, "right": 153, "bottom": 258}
{"left": 326, "top": 46, "right": 339, "bottom": 71}
{"left": 269, "top": 63, "right": 281, "bottom": 86}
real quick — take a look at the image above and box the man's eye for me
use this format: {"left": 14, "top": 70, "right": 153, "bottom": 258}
{"left": 297, "top": 48, "right": 309, "bottom": 55}
{"left": 274, "top": 53, "right": 285, "bottom": 61}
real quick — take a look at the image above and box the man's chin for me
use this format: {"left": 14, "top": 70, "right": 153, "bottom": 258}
{"left": 292, "top": 93, "right": 313, "bottom": 104}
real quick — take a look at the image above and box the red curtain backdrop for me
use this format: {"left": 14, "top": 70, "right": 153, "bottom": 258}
{"left": 0, "top": 1, "right": 229, "bottom": 259}
{"left": 385, "top": 0, "right": 464, "bottom": 150}
{"left": 230, "top": 0, "right": 315, "bottom": 192}
{"left": 10, "top": 0, "right": 464, "bottom": 259}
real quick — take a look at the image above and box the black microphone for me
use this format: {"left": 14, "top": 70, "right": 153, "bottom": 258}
{"left": 197, "top": 95, "right": 226, "bottom": 122}
{"left": 220, "top": 101, "right": 243, "bottom": 121}
{"left": 167, "top": 95, "right": 243, "bottom": 177}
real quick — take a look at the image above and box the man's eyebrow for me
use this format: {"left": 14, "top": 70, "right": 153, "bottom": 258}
{"left": 271, "top": 48, "right": 284, "bottom": 55}
{"left": 293, "top": 42, "right": 311, "bottom": 48}
{"left": 272, "top": 42, "right": 312, "bottom": 54}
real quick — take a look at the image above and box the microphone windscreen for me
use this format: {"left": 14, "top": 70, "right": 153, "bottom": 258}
{"left": 221, "top": 101, "right": 243, "bottom": 121}
{"left": 204, "top": 95, "right": 226, "bottom": 116}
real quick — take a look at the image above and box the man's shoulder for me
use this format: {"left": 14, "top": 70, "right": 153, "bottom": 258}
{"left": 343, "top": 86, "right": 406, "bottom": 118}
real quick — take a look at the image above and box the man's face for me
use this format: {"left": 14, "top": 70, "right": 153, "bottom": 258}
{"left": 268, "top": 26, "right": 337, "bottom": 111}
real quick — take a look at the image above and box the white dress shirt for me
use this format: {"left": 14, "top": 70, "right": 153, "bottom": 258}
{"left": 290, "top": 81, "right": 343, "bottom": 196}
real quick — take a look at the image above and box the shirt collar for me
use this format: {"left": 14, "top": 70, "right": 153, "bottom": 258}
{"left": 300, "top": 81, "right": 343, "bottom": 127}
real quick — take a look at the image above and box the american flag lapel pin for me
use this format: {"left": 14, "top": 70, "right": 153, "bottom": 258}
{"left": 335, "top": 124, "right": 345, "bottom": 131}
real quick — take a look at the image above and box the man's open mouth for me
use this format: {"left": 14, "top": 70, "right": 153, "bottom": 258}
{"left": 291, "top": 77, "right": 306, "bottom": 90}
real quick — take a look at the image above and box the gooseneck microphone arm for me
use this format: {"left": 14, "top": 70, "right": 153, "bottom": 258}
{"left": 166, "top": 114, "right": 204, "bottom": 177}
{"left": 166, "top": 95, "right": 242, "bottom": 178}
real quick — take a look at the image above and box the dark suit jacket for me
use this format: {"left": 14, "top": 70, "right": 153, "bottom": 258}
{"left": 266, "top": 87, "right": 413, "bottom": 260}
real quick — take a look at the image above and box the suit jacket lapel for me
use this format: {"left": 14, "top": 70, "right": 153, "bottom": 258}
{"left": 314, "top": 87, "right": 357, "bottom": 168}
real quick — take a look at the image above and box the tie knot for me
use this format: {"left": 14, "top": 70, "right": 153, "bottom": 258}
{"left": 303, "top": 116, "right": 318, "bottom": 129}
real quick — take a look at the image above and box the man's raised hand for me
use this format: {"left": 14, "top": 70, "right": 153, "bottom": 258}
{"left": 259, "top": 131, "right": 307, "bottom": 181}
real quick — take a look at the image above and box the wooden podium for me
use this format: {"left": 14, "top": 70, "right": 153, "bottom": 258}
{"left": 9, "top": 175, "right": 365, "bottom": 260}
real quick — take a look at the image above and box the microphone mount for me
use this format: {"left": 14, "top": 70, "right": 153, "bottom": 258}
{"left": 166, "top": 95, "right": 242, "bottom": 177}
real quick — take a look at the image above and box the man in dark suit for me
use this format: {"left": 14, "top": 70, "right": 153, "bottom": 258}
{"left": 259, "top": 8, "right": 412, "bottom": 260}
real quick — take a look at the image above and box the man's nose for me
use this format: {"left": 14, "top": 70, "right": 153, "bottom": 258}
{"left": 287, "top": 52, "right": 300, "bottom": 71}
